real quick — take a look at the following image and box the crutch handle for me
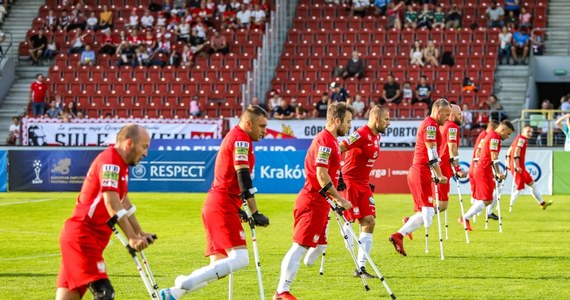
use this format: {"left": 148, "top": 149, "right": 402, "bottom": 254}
{"left": 319, "top": 188, "right": 345, "bottom": 215}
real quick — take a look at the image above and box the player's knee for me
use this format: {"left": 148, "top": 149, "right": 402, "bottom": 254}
{"left": 421, "top": 207, "right": 435, "bottom": 227}
{"left": 360, "top": 216, "right": 375, "bottom": 231}
{"left": 88, "top": 279, "right": 114, "bottom": 300}
{"left": 228, "top": 249, "right": 249, "bottom": 271}
{"left": 303, "top": 244, "right": 327, "bottom": 266}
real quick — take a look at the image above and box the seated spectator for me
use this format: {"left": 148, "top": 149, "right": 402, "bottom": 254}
{"left": 156, "top": 27, "right": 172, "bottom": 54}
{"left": 157, "top": 11, "right": 168, "bottom": 27}
{"left": 177, "top": 21, "right": 191, "bottom": 42}
{"left": 445, "top": 4, "right": 462, "bottom": 29}
{"left": 505, "top": 10, "right": 517, "bottom": 28}
{"left": 479, "top": 94, "right": 508, "bottom": 121}
{"left": 498, "top": 26, "right": 512, "bottom": 65}
{"left": 143, "top": 30, "right": 157, "bottom": 50}
{"left": 128, "top": 9, "right": 140, "bottom": 30}
{"left": 190, "top": 96, "right": 201, "bottom": 117}
{"left": 410, "top": 41, "right": 424, "bottom": 66}
{"left": 274, "top": 99, "right": 295, "bottom": 120}
{"left": 295, "top": 105, "right": 308, "bottom": 120}
{"left": 511, "top": 26, "right": 530, "bottom": 65}
{"left": 402, "top": 81, "right": 413, "bottom": 103}
{"left": 417, "top": 4, "right": 434, "bottom": 29}
{"left": 67, "top": 29, "right": 87, "bottom": 55}
{"left": 221, "top": 7, "right": 238, "bottom": 30}
{"left": 141, "top": 9, "right": 155, "bottom": 29}
{"left": 338, "top": 51, "right": 365, "bottom": 79}
{"left": 251, "top": 96, "right": 269, "bottom": 112}
{"left": 433, "top": 5, "right": 445, "bottom": 29}
{"left": 76, "top": 111, "right": 85, "bottom": 119}
{"left": 99, "top": 30, "right": 118, "bottom": 55}
{"left": 486, "top": 0, "right": 505, "bottom": 29}
{"left": 561, "top": 95, "right": 570, "bottom": 112}
{"left": 135, "top": 45, "right": 165, "bottom": 67}
{"left": 505, "top": 0, "right": 520, "bottom": 17}
{"left": 181, "top": 44, "right": 194, "bottom": 66}
{"left": 43, "top": 37, "right": 58, "bottom": 61}
{"left": 216, "top": 0, "right": 228, "bottom": 17}
{"left": 28, "top": 29, "right": 48, "bottom": 65}
{"left": 518, "top": 6, "right": 532, "bottom": 29}
{"left": 386, "top": 1, "right": 404, "bottom": 30}
{"left": 403, "top": 5, "right": 418, "bottom": 29}
{"left": 67, "top": 10, "right": 87, "bottom": 32}
{"left": 267, "top": 89, "right": 282, "bottom": 115}
{"left": 208, "top": 30, "right": 229, "bottom": 55}
{"left": 44, "top": 9, "right": 59, "bottom": 32}
{"left": 532, "top": 32, "right": 544, "bottom": 56}
{"left": 104, "top": 112, "right": 114, "bottom": 119}
{"left": 373, "top": 0, "right": 388, "bottom": 16}
{"left": 45, "top": 100, "right": 62, "bottom": 119}
{"left": 99, "top": 5, "right": 113, "bottom": 31}
{"left": 413, "top": 76, "right": 431, "bottom": 106}
{"left": 79, "top": 44, "right": 96, "bottom": 66}
{"left": 330, "top": 82, "right": 350, "bottom": 103}
{"left": 86, "top": 12, "right": 99, "bottom": 31}
{"left": 236, "top": 5, "right": 252, "bottom": 29}
{"left": 67, "top": 101, "right": 78, "bottom": 118}
{"left": 7, "top": 116, "right": 21, "bottom": 146}
{"left": 252, "top": 4, "right": 267, "bottom": 29}
{"left": 423, "top": 40, "right": 439, "bottom": 67}
{"left": 350, "top": 0, "right": 370, "bottom": 18}
{"left": 189, "top": 27, "right": 207, "bottom": 57}
{"left": 352, "top": 94, "right": 366, "bottom": 118}
{"left": 192, "top": 17, "right": 209, "bottom": 39}
{"left": 461, "top": 76, "right": 479, "bottom": 93}
{"left": 313, "top": 92, "right": 330, "bottom": 118}
{"left": 364, "top": 99, "right": 379, "bottom": 118}
{"left": 379, "top": 74, "right": 401, "bottom": 105}
{"left": 58, "top": 11, "right": 71, "bottom": 31}
{"left": 462, "top": 103, "right": 473, "bottom": 130}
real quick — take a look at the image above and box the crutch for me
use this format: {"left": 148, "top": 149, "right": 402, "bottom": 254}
{"left": 491, "top": 168, "right": 506, "bottom": 233}
{"left": 444, "top": 210, "right": 449, "bottom": 240}
{"left": 107, "top": 215, "right": 159, "bottom": 300}
{"left": 509, "top": 171, "right": 517, "bottom": 213}
{"left": 319, "top": 214, "right": 331, "bottom": 275}
{"left": 241, "top": 196, "right": 265, "bottom": 300}
{"left": 228, "top": 273, "right": 233, "bottom": 300}
{"left": 452, "top": 168, "right": 470, "bottom": 244}
{"left": 429, "top": 168, "right": 445, "bottom": 260}
{"left": 320, "top": 189, "right": 397, "bottom": 300}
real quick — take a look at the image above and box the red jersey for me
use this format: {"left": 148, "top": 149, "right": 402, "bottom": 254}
{"left": 471, "top": 130, "right": 488, "bottom": 160}
{"left": 478, "top": 131, "right": 501, "bottom": 169}
{"left": 63, "top": 147, "right": 129, "bottom": 243}
{"left": 412, "top": 116, "right": 441, "bottom": 166}
{"left": 509, "top": 134, "right": 528, "bottom": 169}
{"left": 439, "top": 120, "right": 460, "bottom": 174}
{"left": 341, "top": 125, "right": 380, "bottom": 183}
{"left": 301, "top": 129, "right": 341, "bottom": 195}
{"left": 30, "top": 80, "right": 48, "bottom": 103}
{"left": 208, "top": 126, "right": 255, "bottom": 207}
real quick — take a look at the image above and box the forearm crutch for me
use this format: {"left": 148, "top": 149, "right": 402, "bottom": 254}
{"left": 429, "top": 169, "right": 445, "bottom": 260}
{"left": 319, "top": 214, "right": 331, "bottom": 276}
{"left": 241, "top": 198, "right": 265, "bottom": 300}
{"left": 320, "top": 190, "right": 397, "bottom": 300}
{"left": 107, "top": 215, "right": 158, "bottom": 300}
{"left": 492, "top": 168, "right": 507, "bottom": 233}
{"left": 452, "top": 169, "right": 470, "bottom": 244}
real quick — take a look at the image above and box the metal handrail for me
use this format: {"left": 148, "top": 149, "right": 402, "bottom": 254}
{"left": 520, "top": 109, "right": 570, "bottom": 147}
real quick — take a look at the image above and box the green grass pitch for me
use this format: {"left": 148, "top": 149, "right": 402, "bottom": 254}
{"left": 0, "top": 193, "right": 568, "bottom": 299}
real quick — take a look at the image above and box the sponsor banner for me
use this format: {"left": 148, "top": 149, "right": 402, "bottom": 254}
{"left": 21, "top": 118, "right": 224, "bottom": 146}
{"left": 0, "top": 151, "right": 6, "bottom": 192}
{"left": 228, "top": 119, "right": 421, "bottom": 144}
{"left": 253, "top": 151, "right": 307, "bottom": 193}
{"left": 553, "top": 151, "right": 570, "bottom": 194}
{"left": 150, "top": 139, "right": 313, "bottom": 151}
{"left": 129, "top": 151, "right": 216, "bottom": 192}
{"left": 8, "top": 150, "right": 100, "bottom": 191}
{"left": 369, "top": 150, "right": 414, "bottom": 193}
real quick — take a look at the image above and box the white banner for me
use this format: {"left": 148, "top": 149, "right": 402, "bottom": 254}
{"left": 229, "top": 119, "right": 422, "bottom": 144}
{"left": 22, "top": 118, "right": 224, "bottom": 146}
{"left": 452, "top": 149, "right": 552, "bottom": 195}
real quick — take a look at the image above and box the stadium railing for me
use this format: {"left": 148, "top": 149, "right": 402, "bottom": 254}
{"left": 520, "top": 109, "right": 570, "bottom": 147}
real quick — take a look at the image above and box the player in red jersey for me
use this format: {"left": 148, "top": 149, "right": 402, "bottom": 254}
{"left": 56, "top": 124, "right": 154, "bottom": 300}
{"left": 160, "top": 106, "right": 269, "bottom": 300}
{"left": 460, "top": 120, "right": 514, "bottom": 230}
{"left": 468, "top": 120, "right": 499, "bottom": 206}
{"left": 274, "top": 103, "right": 354, "bottom": 300}
{"left": 507, "top": 125, "right": 553, "bottom": 211}
{"left": 389, "top": 99, "right": 451, "bottom": 257}
{"left": 338, "top": 105, "right": 390, "bottom": 278}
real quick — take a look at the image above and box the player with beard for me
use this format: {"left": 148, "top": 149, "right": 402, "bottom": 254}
{"left": 273, "top": 102, "right": 355, "bottom": 300}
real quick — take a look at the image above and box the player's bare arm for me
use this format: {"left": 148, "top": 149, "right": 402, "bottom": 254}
{"left": 448, "top": 141, "right": 466, "bottom": 178}
{"left": 122, "top": 195, "right": 156, "bottom": 244}
{"left": 490, "top": 151, "right": 505, "bottom": 180}
{"left": 425, "top": 141, "right": 448, "bottom": 184}
{"left": 316, "top": 166, "right": 352, "bottom": 210}
{"left": 506, "top": 145, "right": 513, "bottom": 170}
{"left": 235, "top": 163, "right": 269, "bottom": 227}
{"left": 235, "top": 164, "right": 258, "bottom": 212}
{"left": 555, "top": 113, "right": 570, "bottom": 129}
{"left": 513, "top": 144, "right": 523, "bottom": 173}
{"left": 104, "top": 191, "right": 149, "bottom": 251}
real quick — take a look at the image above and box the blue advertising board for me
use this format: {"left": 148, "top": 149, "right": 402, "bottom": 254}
{"left": 0, "top": 150, "right": 7, "bottom": 192}
{"left": 150, "top": 139, "right": 313, "bottom": 152}
{"left": 253, "top": 151, "right": 307, "bottom": 194}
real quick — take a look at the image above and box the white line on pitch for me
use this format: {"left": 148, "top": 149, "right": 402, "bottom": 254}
{"left": 0, "top": 198, "right": 54, "bottom": 206}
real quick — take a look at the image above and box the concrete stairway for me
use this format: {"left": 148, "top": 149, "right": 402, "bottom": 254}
{"left": 493, "top": 65, "right": 529, "bottom": 120}
{"left": 545, "top": 0, "right": 570, "bottom": 56}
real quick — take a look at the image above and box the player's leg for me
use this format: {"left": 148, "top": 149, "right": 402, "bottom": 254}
{"left": 303, "top": 244, "right": 327, "bottom": 266}
{"left": 55, "top": 288, "right": 81, "bottom": 300}
{"left": 356, "top": 215, "right": 375, "bottom": 277}
{"left": 462, "top": 169, "right": 493, "bottom": 228}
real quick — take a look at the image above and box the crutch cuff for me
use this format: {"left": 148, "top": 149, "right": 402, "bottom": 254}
{"left": 127, "top": 205, "right": 136, "bottom": 217}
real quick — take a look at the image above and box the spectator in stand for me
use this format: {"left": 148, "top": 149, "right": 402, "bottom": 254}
{"left": 295, "top": 105, "right": 308, "bottom": 120}
{"left": 373, "top": 0, "right": 388, "bottom": 16}
{"left": 505, "top": 10, "right": 518, "bottom": 28}
{"left": 44, "top": 9, "right": 59, "bottom": 32}
{"left": 462, "top": 103, "right": 473, "bottom": 130}
{"left": 504, "top": 0, "right": 520, "bottom": 17}
{"left": 28, "top": 29, "right": 48, "bottom": 65}
{"left": 54, "top": 94, "right": 64, "bottom": 110}
{"left": 177, "top": 20, "right": 191, "bottom": 42}
{"left": 216, "top": 0, "right": 227, "bottom": 17}
{"left": 380, "top": 74, "right": 401, "bottom": 105}
{"left": 192, "top": 17, "right": 209, "bottom": 39}
{"left": 445, "top": 4, "right": 462, "bottom": 29}
{"left": 274, "top": 99, "right": 295, "bottom": 120}
{"left": 99, "top": 30, "right": 118, "bottom": 55}
{"left": 386, "top": 1, "right": 404, "bottom": 30}
{"left": 330, "top": 82, "right": 350, "bottom": 103}
{"left": 221, "top": 6, "right": 238, "bottom": 30}
{"left": 86, "top": 12, "right": 99, "bottom": 31}
{"left": 58, "top": 10, "right": 71, "bottom": 31}
{"left": 99, "top": 5, "right": 113, "bottom": 31}
{"left": 252, "top": 4, "right": 267, "bottom": 29}
{"left": 486, "top": 0, "right": 505, "bottom": 29}
{"left": 181, "top": 44, "right": 194, "bottom": 66}
{"left": 479, "top": 94, "right": 508, "bottom": 121}
{"left": 189, "top": 27, "right": 208, "bottom": 57}
{"left": 364, "top": 99, "right": 379, "bottom": 118}
{"left": 352, "top": 94, "right": 366, "bottom": 118}
{"left": 229, "top": 0, "right": 241, "bottom": 12}
{"left": 423, "top": 40, "right": 440, "bottom": 67}
{"left": 404, "top": 5, "right": 418, "bottom": 29}
{"left": 339, "top": 50, "right": 365, "bottom": 79}
{"left": 251, "top": 96, "right": 269, "bottom": 112}
{"left": 141, "top": 9, "right": 155, "bottom": 29}
{"left": 128, "top": 9, "right": 140, "bottom": 30}
{"left": 511, "top": 25, "right": 530, "bottom": 65}
{"left": 76, "top": 111, "right": 85, "bottom": 119}
{"left": 518, "top": 6, "right": 532, "bottom": 29}
{"left": 156, "top": 27, "right": 172, "bottom": 54}
{"left": 46, "top": 100, "right": 62, "bottom": 119}
{"left": 313, "top": 92, "right": 330, "bottom": 118}
{"left": 462, "top": 76, "right": 479, "bottom": 93}
{"left": 190, "top": 96, "right": 201, "bottom": 117}
{"left": 433, "top": 5, "right": 445, "bottom": 29}
{"left": 143, "top": 30, "right": 157, "bottom": 50}
{"left": 498, "top": 25, "right": 513, "bottom": 65}
{"left": 157, "top": 11, "right": 168, "bottom": 27}
{"left": 67, "top": 101, "right": 78, "bottom": 118}
{"left": 267, "top": 90, "right": 282, "bottom": 116}
{"left": 67, "top": 10, "right": 87, "bottom": 32}
{"left": 410, "top": 40, "right": 424, "bottom": 66}
{"left": 413, "top": 75, "right": 431, "bottom": 106}
{"left": 350, "top": 0, "right": 370, "bottom": 18}
{"left": 7, "top": 116, "right": 21, "bottom": 146}
{"left": 417, "top": 4, "right": 434, "bottom": 29}
{"left": 236, "top": 4, "right": 252, "bottom": 29}
{"left": 67, "top": 29, "right": 87, "bottom": 55}
{"left": 209, "top": 30, "right": 230, "bottom": 55}
{"left": 29, "top": 74, "right": 49, "bottom": 117}
{"left": 79, "top": 44, "right": 96, "bottom": 66}
{"left": 561, "top": 95, "right": 570, "bottom": 112}
{"left": 402, "top": 81, "right": 414, "bottom": 103}
{"left": 43, "top": 37, "right": 58, "bottom": 62}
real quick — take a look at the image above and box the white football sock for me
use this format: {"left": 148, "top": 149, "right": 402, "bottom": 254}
{"left": 465, "top": 200, "right": 486, "bottom": 220}
{"left": 398, "top": 212, "right": 423, "bottom": 236}
{"left": 510, "top": 189, "right": 521, "bottom": 207}
{"left": 529, "top": 183, "right": 545, "bottom": 204}
{"left": 486, "top": 198, "right": 497, "bottom": 215}
{"left": 277, "top": 243, "right": 308, "bottom": 293}
{"left": 357, "top": 232, "right": 373, "bottom": 269}
{"left": 303, "top": 244, "right": 326, "bottom": 267}
{"left": 342, "top": 222, "right": 354, "bottom": 250}
{"left": 421, "top": 206, "right": 435, "bottom": 228}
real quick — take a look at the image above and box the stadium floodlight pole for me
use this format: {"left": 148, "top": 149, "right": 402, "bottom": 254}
{"left": 319, "top": 189, "right": 397, "bottom": 300}
{"left": 319, "top": 214, "right": 331, "bottom": 276}
{"left": 452, "top": 168, "right": 470, "bottom": 244}
{"left": 429, "top": 168, "right": 445, "bottom": 261}
{"left": 240, "top": 196, "right": 266, "bottom": 300}
{"left": 107, "top": 215, "right": 159, "bottom": 300}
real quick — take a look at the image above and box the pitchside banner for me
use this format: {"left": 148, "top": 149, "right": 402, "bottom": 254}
{"left": 0, "top": 150, "right": 7, "bottom": 192}
{"left": 150, "top": 139, "right": 313, "bottom": 151}
{"left": 553, "top": 151, "right": 570, "bottom": 194}
{"left": 21, "top": 118, "right": 224, "bottom": 146}
{"left": 228, "top": 119, "right": 421, "bottom": 144}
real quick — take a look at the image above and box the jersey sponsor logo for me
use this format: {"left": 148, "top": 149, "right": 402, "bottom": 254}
{"left": 234, "top": 141, "right": 250, "bottom": 162}
{"left": 102, "top": 164, "right": 120, "bottom": 188}
{"left": 426, "top": 126, "right": 437, "bottom": 140}
{"left": 448, "top": 127, "right": 458, "bottom": 141}
{"left": 346, "top": 132, "right": 361, "bottom": 145}
{"left": 316, "top": 146, "right": 332, "bottom": 165}
{"left": 517, "top": 137, "right": 526, "bottom": 147}
{"left": 312, "top": 234, "right": 320, "bottom": 243}
{"left": 490, "top": 138, "right": 500, "bottom": 151}
{"left": 353, "top": 207, "right": 360, "bottom": 215}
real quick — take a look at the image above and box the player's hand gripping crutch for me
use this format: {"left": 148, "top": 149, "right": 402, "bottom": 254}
{"left": 451, "top": 161, "right": 470, "bottom": 244}
{"left": 429, "top": 168, "right": 445, "bottom": 260}
{"left": 319, "top": 213, "right": 331, "bottom": 275}
{"left": 319, "top": 188, "right": 397, "bottom": 300}
{"left": 107, "top": 215, "right": 158, "bottom": 300}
